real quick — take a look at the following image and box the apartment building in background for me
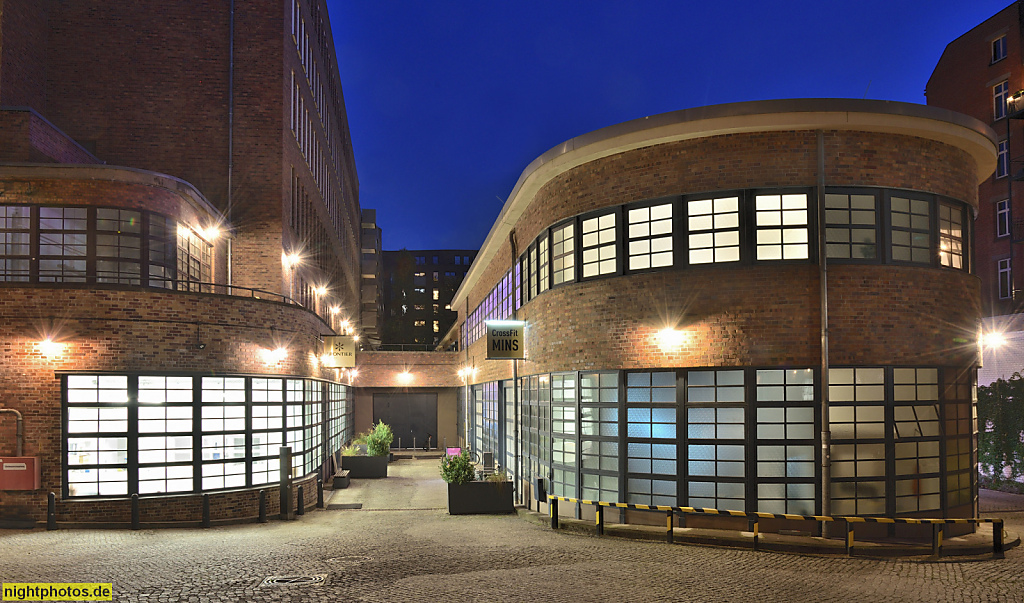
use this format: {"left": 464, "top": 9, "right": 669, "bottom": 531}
{"left": 381, "top": 249, "right": 476, "bottom": 347}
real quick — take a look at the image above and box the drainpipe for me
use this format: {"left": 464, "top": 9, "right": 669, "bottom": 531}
{"left": 509, "top": 230, "right": 520, "bottom": 504}
{"left": 227, "top": 0, "right": 235, "bottom": 288}
{"left": 816, "top": 130, "right": 831, "bottom": 520}
{"left": 0, "top": 408, "right": 24, "bottom": 457}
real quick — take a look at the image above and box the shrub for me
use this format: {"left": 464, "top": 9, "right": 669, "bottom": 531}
{"left": 440, "top": 450, "right": 475, "bottom": 484}
{"left": 366, "top": 421, "right": 394, "bottom": 457}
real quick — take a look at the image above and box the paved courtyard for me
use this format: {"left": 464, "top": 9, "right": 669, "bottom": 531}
{"left": 1, "top": 459, "right": 1022, "bottom": 602}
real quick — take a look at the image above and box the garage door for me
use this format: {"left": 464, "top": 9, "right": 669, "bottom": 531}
{"left": 372, "top": 393, "right": 438, "bottom": 449}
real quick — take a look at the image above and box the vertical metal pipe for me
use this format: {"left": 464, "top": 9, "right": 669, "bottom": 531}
{"left": 817, "top": 130, "right": 832, "bottom": 520}
{"left": 279, "top": 446, "right": 293, "bottom": 520}
{"left": 47, "top": 492, "right": 57, "bottom": 530}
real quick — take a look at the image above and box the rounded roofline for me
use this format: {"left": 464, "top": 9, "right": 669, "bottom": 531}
{"left": 0, "top": 162, "right": 225, "bottom": 223}
{"left": 453, "top": 98, "right": 998, "bottom": 310}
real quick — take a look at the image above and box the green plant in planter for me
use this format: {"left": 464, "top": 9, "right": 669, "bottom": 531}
{"left": 440, "top": 450, "right": 475, "bottom": 485}
{"left": 485, "top": 470, "right": 510, "bottom": 483}
{"left": 366, "top": 421, "right": 394, "bottom": 457}
{"left": 352, "top": 429, "right": 371, "bottom": 446}
{"left": 340, "top": 444, "right": 360, "bottom": 456}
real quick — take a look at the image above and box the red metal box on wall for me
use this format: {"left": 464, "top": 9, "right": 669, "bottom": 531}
{"left": 0, "top": 457, "right": 41, "bottom": 490}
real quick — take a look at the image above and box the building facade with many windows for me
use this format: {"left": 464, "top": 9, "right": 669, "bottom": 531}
{"left": 381, "top": 249, "right": 477, "bottom": 348}
{"left": 451, "top": 100, "right": 995, "bottom": 535}
{"left": 0, "top": 0, "right": 358, "bottom": 525}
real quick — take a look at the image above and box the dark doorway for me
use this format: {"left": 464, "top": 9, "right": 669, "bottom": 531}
{"left": 373, "top": 393, "right": 438, "bottom": 449}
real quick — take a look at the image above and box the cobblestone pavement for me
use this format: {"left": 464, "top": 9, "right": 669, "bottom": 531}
{"left": 0, "top": 460, "right": 1022, "bottom": 602}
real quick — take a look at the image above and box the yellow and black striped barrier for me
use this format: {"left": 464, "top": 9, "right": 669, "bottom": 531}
{"left": 546, "top": 495, "right": 1006, "bottom": 559}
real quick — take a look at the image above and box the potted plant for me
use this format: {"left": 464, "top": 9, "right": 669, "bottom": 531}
{"left": 341, "top": 421, "right": 393, "bottom": 478}
{"left": 441, "top": 450, "right": 514, "bottom": 515}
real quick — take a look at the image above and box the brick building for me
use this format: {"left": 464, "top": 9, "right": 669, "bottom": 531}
{"left": 927, "top": 2, "right": 1024, "bottom": 383}
{"left": 450, "top": 99, "right": 995, "bottom": 535}
{"left": 0, "top": 0, "right": 362, "bottom": 525}
{"left": 381, "top": 249, "right": 476, "bottom": 348}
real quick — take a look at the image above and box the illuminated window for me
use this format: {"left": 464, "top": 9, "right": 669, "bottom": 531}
{"left": 755, "top": 193, "right": 809, "bottom": 260}
{"left": 627, "top": 202, "right": 673, "bottom": 271}
{"left": 688, "top": 196, "right": 739, "bottom": 264}
{"left": 551, "top": 223, "right": 575, "bottom": 285}
{"left": 581, "top": 212, "right": 616, "bottom": 278}
{"left": 537, "top": 233, "right": 550, "bottom": 293}
{"left": 754, "top": 369, "right": 815, "bottom": 515}
{"left": 432, "top": 289, "right": 439, "bottom": 300}
{"left": 414, "top": 320, "right": 426, "bottom": 327}
{"left": 938, "top": 202, "right": 964, "bottom": 269}
{"left": 829, "top": 367, "right": 886, "bottom": 516}
{"left": 687, "top": 370, "right": 744, "bottom": 511}
{"left": 432, "top": 320, "right": 439, "bottom": 333}
{"left": 627, "top": 371, "right": 677, "bottom": 507}
{"left": 580, "top": 372, "right": 618, "bottom": 502}
{"left": 65, "top": 375, "right": 129, "bottom": 497}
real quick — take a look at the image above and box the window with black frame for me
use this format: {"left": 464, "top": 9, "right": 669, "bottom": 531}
{"left": 550, "top": 373, "right": 578, "bottom": 498}
{"left": 828, "top": 367, "right": 887, "bottom": 516}
{"left": 626, "top": 371, "right": 677, "bottom": 507}
{"left": 686, "top": 370, "right": 745, "bottom": 511}
{"left": 0, "top": 205, "right": 31, "bottom": 281}
{"left": 754, "top": 369, "right": 816, "bottom": 515}
{"left": 580, "top": 372, "right": 619, "bottom": 503}
{"left": 825, "top": 191, "right": 878, "bottom": 260}
{"left": 942, "top": 369, "right": 976, "bottom": 510}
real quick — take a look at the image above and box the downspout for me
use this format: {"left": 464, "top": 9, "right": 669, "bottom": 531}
{"left": 509, "top": 230, "right": 520, "bottom": 504}
{"left": 227, "top": 0, "right": 235, "bottom": 288}
{"left": 817, "top": 130, "right": 831, "bottom": 520}
{"left": 0, "top": 408, "right": 24, "bottom": 457}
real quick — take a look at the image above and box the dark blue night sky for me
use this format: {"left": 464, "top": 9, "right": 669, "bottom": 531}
{"left": 328, "top": 1, "right": 1009, "bottom": 251}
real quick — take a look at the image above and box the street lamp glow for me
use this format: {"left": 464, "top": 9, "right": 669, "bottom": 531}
{"left": 282, "top": 252, "right": 302, "bottom": 268}
{"left": 983, "top": 332, "right": 1008, "bottom": 349}
{"left": 330, "top": 306, "right": 341, "bottom": 315}
{"left": 314, "top": 285, "right": 328, "bottom": 297}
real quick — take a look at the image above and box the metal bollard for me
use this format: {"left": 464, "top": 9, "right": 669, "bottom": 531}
{"left": 317, "top": 476, "right": 324, "bottom": 508}
{"left": 202, "top": 494, "right": 211, "bottom": 528}
{"left": 398, "top": 437, "right": 402, "bottom": 450}
{"left": 750, "top": 517, "right": 759, "bottom": 551}
{"left": 931, "top": 522, "right": 943, "bottom": 558}
{"left": 845, "top": 520, "right": 855, "bottom": 557}
{"left": 47, "top": 492, "right": 57, "bottom": 531}
{"left": 666, "top": 510, "right": 674, "bottom": 544}
{"left": 596, "top": 506, "right": 604, "bottom": 536}
{"left": 131, "top": 493, "right": 140, "bottom": 530}
{"left": 297, "top": 485, "right": 305, "bottom": 516}
{"left": 994, "top": 519, "right": 1005, "bottom": 559}
{"left": 258, "top": 490, "right": 267, "bottom": 523}
{"left": 550, "top": 497, "right": 559, "bottom": 530}
{"left": 413, "top": 437, "right": 416, "bottom": 450}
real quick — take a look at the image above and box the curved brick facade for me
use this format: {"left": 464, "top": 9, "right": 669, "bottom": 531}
{"left": 453, "top": 101, "right": 996, "bottom": 529}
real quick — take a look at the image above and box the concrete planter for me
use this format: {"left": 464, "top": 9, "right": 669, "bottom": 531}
{"left": 341, "top": 455, "right": 388, "bottom": 478}
{"left": 447, "top": 481, "right": 515, "bottom": 515}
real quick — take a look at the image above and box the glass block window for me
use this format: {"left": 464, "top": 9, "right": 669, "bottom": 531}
{"left": 687, "top": 196, "right": 740, "bottom": 264}
{"left": 754, "top": 369, "right": 816, "bottom": 515}
{"left": 39, "top": 206, "right": 87, "bottom": 282}
{"left": 95, "top": 208, "right": 142, "bottom": 285}
{"left": 829, "top": 367, "right": 886, "bottom": 516}
{"left": 580, "top": 372, "right": 619, "bottom": 502}
{"left": 890, "top": 196, "right": 931, "bottom": 264}
{"left": 627, "top": 202, "right": 673, "bottom": 271}
{"left": 65, "top": 375, "right": 129, "bottom": 497}
{"left": 550, "top": 373, "right": 578, "bottom": 498}
{"left": 938, "top": 202, "right": 964, "bottom": 270}
{"left": 581, "top": 212, "right": 616, "bottom": 278}
{"left": 825, "top": 192, "right": 877, "bottom": 260}
{"left": 626, "top": 371, "right": 677, "bottom": 507}
{"left": 551, "top": 222, "right": 575, "bottom": 286}
{"left": 755, "top": 193, "right": 809, "bottom": 260}
{"left": 0, "top": 205, "right": 31, "bottom": 281}
{"left": 685, "top": 370, "right": 744, "bottom": 511}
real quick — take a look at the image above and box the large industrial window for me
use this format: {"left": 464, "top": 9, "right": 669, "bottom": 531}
{"left": 537, "top": 234, "right": 549, "bottom": 294}
{"left": 825, "top": 192, "right": 877, "bottom": 260}
{"left": 520, "top": 375, "right": 550, "bottom": 501}
{"left": 944, "top": 369, "right": 975, "bottom": 509}
{"left": 890, "top": 196, "right": 931, "bottom": 264}
{"left": 687, "top": 196, "right": 740, "bottom": 264}
{"left": 550, "top": 373, "right": 578, "bottom": 498}
{"left": 0, "top": 205, "right": 30, "bottom": 281}
{"left": 686, "top": 370, "right": 745, "bottom": 511}
{"left": 754, "top": 369, "right": 816, "bottom": 515}
{"left": 627, "top": 202, "right": 673, "bottom": 271}
{"left": 938, "top": 202, "right": 964, "bottom": 270}
{"left": 892, "top": 368, "right": 941, "bottom": 513}
{"left": 65, "top": 375, "right": 130, "bottom": 497}
{"left": 96, "top": 209, "right": 142, "bottom": 285}
{"left": 137, "top": 376, "right": 193, "bottom": 494}
{"left": 551, "top": 222, "right": 575, "bottom": 286}
{"left": 829, "top": 367, "right": 886, "bottom": 515}
{"left": 177, "top": 226, "right": 212, "bottom": 292}
{"left": 39, "top": 207, "right": 88, "bottom": 282}
{"left": 581, "top": 212, "right": 616, "bottom": 278}
{"left": 148, "top": 214, "right": 176, "bottom": 288}
{"left": 580, "top": 372, "right": 619, "bottom": 502}
{"left": 626, "top": 371, "right": 677, "bottom": 506}
{"left": 754, "top": 193, "right": 809, "bottom": 260}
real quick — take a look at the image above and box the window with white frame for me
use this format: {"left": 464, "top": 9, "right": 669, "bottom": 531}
{"left": 995, "top": 80, "right": 1009, "bottom": 120}
{"left": 993, "top": 35, "right": 1008, "bottom": 63}
{"left": 551, "top": 222, "right": 575, "bottom": 285}
{"left": 890, "top": 196, "right": 931, "bottom": 264}
{"left": 997, "top": 200, "right": 1011, "bottom": 238}
{"left": 687, "top": 196, "right": 740, "bottom": 264}
{"left": 581, "top": 212, "right": 616, "bottom": 278}
{"left": 999, "top": 258, "right": 1012, "bottom": 299}
{"left": 627, "top": 202, "right": 673, "bottom": 270}
{"left": 997, "top": 140, "right": 1009, "bottom": 178}
{"left": 755, "top": 193, "right": 809, "bottom": 260}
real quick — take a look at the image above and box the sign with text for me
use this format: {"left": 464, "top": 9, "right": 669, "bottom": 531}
{"left": 321, "top": 336, "right": 356, "bottom": 368}
{"left": 485, "top": 320, "right": 525, "bottom": 359}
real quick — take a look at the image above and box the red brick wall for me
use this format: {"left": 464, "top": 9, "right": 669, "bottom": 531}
{"left": 0, "top": 0, "right": 48, "bottom": 108}
{"left": 354, "top": 351, "right": 462, "bottom": 388}
{"left": 0, "top": 109, "right": 100, "bottom": 164}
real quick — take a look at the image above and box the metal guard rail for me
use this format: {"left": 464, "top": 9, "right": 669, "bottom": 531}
{"left": 546, "top": 495, "right": 1006, "bottom": 559}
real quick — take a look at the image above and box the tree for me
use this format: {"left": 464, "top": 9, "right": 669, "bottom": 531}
{"left": 977, "top": 372, "right": 1024, "bottom": 486}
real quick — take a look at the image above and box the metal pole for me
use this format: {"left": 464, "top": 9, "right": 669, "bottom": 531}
{"left": 666, "top": 510, "right": 674, "bottom": 544}
{"left": 317, "top": 476, "right": 324, "bottom": 508}
{"left": 550, "top": 497, "right": 558, "bottom": 530}
{"left": 279, "top": 446, "right": 293, "bottom": 520}
{"left": 817, "top": 130, "right": 832, "bottom": 522}
{"left": 258, "top": 490, "right": 267, "bottom": 523}
{"left": 47, "top": 492, "right": 57, "bottom": 530}
{"left": 202, "top": 494, "right": 211, "bottom": 528}
{"left": 994, "top": 519, "right": 1005, "bottom": 558}
{"left": 131, "top": 493, "right": 140, "bottom": 530}
{"left": 297, "top": 485, "right": 305, "bottom": 516}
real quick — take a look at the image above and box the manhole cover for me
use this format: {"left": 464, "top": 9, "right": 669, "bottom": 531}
{"left": 258, "top": 574, "right": 328, "bottom": 587}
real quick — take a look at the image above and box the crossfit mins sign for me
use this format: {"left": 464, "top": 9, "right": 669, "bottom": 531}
{"left": 321, "top": 336, "right": 356, "bottom": 368}
{"left": 485, "top": 320, "right": 525, "bottom": 359}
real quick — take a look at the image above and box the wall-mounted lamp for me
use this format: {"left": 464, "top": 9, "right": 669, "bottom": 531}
{"left": 982, "top": 332, "right": 1008, "bottom": 349}
{"left": 397, "top": 371, "right": 413, "bottom": 385}
{"left": 656, "top": 327, "right": 689, "bottom": 349}
{"left": 262, "top": 347, "right": 288, "bottom": 364}
{"left": 39, "top": 338, "right": 65, "bottom": 358}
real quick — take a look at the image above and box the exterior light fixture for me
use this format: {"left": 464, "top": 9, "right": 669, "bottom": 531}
{"left": 657, "top": 327, "right": 688, "bottom": 348}
{"left": 198, "top": 226, "right": 221, "bottom": 241}
{"left": 314, "top": 285, "right": 328, "bottom": 297}
{"left": 983, "top": 332, "right": 1008, "bottom": 349}
{"left": 282, "top": 252, "right": 302, "bottom": 268}
{"left": 330, "top": 306, "right": 341, "bottom": 315}
{"left": 39, "top": 338, "right": 65, "bottom": 358}
{"left": 397, "top": 371, "right": 413, "bottom": 384}
{"left": 262, "top": 347, "right": 288, "bottom": 364}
